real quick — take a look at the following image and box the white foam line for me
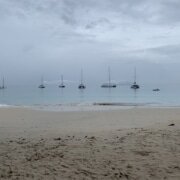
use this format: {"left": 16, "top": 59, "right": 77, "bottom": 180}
{"left": 0, "top": 104, "right": 13, "bottom": 108}
{"left": 1, "top": 102, "right": 180, "bottom": 112}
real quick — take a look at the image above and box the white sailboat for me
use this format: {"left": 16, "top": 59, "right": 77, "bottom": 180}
{"left": 38, "top": 76, "right": 45, "bottom": 88}
{"left": 78, "top": 69, "right": 86, "bottom": 89}
{"left": 131, "top": 68, "right": 140, "bottom": 89}
{"left": 101, "top": 67, "right": 116, "bottom": 88}
{"left": 59, "top": 75, "right": 65, "bottom": 88}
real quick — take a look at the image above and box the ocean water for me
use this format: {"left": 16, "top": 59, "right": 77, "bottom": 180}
{"left": 0, "top": 83, "right": 180, "bottom": 107}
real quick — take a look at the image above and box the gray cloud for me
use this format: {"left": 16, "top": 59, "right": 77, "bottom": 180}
{"left": 158, "top": 0, "right": 180, "bottom": 24}
{"left": 0, "top": 0, "right": 180, "bottom": 84}
{"left": 147, "top": 44, "right": 180, "bottom": 55}
{"left": 1, "top": 0, "right": 180, "bottom": 25}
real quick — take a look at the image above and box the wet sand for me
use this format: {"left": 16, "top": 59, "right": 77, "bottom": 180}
{"left": 0, "top": 107, "right": 180, "bottom": 179}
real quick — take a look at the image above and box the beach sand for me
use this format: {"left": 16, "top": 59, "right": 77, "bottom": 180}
{"left": 0, "top": 107, "right": 180, "bottom": 179}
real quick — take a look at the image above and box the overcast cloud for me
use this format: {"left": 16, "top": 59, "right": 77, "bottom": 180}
{"left": 0, "top": 0, "right": 180, "bottom": 84}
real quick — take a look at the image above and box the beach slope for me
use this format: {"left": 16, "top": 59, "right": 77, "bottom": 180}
{"left": 0, "top": 107, "right": 180, "bottom": 179}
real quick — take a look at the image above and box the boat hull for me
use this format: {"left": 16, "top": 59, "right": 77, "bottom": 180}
{"left": 131, "top": 84, "right": 140, "bottom": 89}
{"left": 78, "top": 84, "right": 86, "bottom": 89}
{"left": 101, "top": 84, "right": 116, "bottom": 88}
{"left": 38, "top": 85, "right": 45, "bottom": 89}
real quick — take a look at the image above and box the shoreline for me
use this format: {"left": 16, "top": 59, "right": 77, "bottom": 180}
{"left": 1, "top": 101, "right": 180, "bottom": 112}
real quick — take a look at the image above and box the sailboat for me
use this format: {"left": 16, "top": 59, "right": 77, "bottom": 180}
{"left": 101, "top": 67, "right": 116, "bottom": 88}
{"left": 131, "top": 68, "right": 140, "bottom": 89}
{"left": 153, "top": 88, "right": 160, "bottom": 92}
{"left": 0, "top": 77, "right": 6, "bottom": 89}
{"left": 78, "top": 69, "right": 86, "bottom": 89}
{"left": 38, "top": 76, "right": 45, "bottom": 88}
{"left": 59, "top": 75, "right": 65, "bottom": 88}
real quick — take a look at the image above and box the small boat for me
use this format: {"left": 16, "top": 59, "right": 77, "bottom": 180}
{"left": 101, "top": 67, "right": 116, "bottom": 88}
{"left": 78, "top": 69, "right": 86, "bottom": 89}
{"left": 153, "top": 88, "right": 160, "bottom": 92}
{"left": 59, "top": 75, "right": 65, "bottom": 88}
{"left": 38, "top": 76, "right": 45, "bottom": 88}
{"left": 131, "top": 68, "right": 140, "bottom": 89}
{"left": 0, "top": 77, "right": 6, "bottom": 89}
{"left": 101, "top": 83, "right": 116, "bottom": 88}
{"left": 131, "top": 82, "right": 140, "bottom": 89}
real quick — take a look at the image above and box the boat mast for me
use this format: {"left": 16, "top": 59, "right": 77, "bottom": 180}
{"left": 108, "top": 66, "right": 111, "bottom": 86}
{"left": 81, "top": 69, "right": 83, "bottom": 84}
{"left": 134, "top": 67, "right": 136, "bottom": 84}
{"left": 2, "top": 77, "right": 4, "bottom": 88}
{"left": 41, "top": 76, "right": 44, "bottom": 85}
{"left": 61, "top": 75, "right": 63, "bottom": 85}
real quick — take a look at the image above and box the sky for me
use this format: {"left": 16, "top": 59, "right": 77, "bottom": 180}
{"left": 0, "top": 0, "right": 180, "bottom": 85}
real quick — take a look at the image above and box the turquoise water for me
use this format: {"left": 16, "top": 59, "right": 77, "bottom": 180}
{"left": 0, "top": 83, "right": 180, "bottom": 106}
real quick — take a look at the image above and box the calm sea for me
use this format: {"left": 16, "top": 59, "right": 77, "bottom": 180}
{"left": 0, "top": 83, "right": 180, "bottom": 107}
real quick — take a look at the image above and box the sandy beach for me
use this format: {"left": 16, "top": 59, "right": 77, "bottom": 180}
{"left": 0, "top": 107, "right": 180, "bottom": 179}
